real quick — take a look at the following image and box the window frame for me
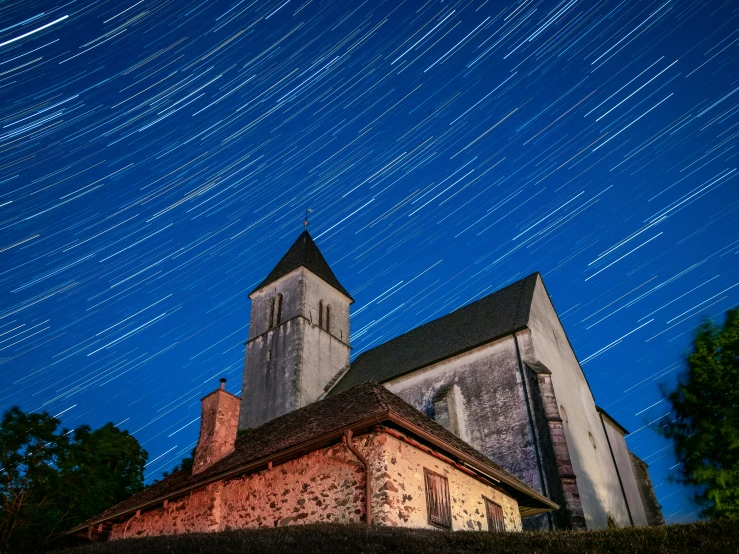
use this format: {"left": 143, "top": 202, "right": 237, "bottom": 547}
{"left": 484, "top": 497, "right": 505, "bottom": 532}
{"left": 424, "top": 468, "right": 452, "bottom": 529}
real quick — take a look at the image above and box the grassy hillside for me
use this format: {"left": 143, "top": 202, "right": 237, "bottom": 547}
{"left": 58, "top": 520, "right": 739, "bottom": 554}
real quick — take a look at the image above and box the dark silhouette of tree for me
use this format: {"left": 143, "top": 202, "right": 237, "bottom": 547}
{"left": 0, "top": 407, "right": 147, "bottom": 553}
{"left": 660, "top": 308, "right": 739, "bottom": 519}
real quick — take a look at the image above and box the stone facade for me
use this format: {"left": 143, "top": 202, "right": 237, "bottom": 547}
{"left": 240, "top": 267, "right": 351, "bottom": 430}
{"left": 108, "top": 430, "right": 520, "bottom": 540}
{"left": 373, "top": 431, "right": 522, "bottom": 531}
{"left": 630, "top": 453, "right": 665, "bottom": 527}
{"left": 382, "top": 275, "right": 661, "bottom": 530}
{"left": 192, "top": 383, "right": 241, "bottom": 475}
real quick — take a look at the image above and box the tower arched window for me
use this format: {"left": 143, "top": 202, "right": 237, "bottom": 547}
{"left": 318, "top": 300, "right": 324, "bottom": 329}
{"left": 325, "top": 305, "right": 331, "bottom": 333}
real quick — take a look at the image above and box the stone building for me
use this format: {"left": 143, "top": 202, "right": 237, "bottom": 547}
{"left": 74, "top": 229, "right": 662, "bottom": 541}
{"left": 75, "top": 381, "right": 556, "bottom": 540}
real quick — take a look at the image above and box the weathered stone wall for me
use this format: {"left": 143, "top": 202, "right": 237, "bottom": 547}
{"left": 522, "top": 276, "right": 633, "bottom": 529}
{"left": 240, "top": 268, "right": 350, "bottom": 429}
{"left": 600, "top": 415, "right": 648, "bottom": 526}
{"left": 240, "top": 317, "right": 302, "bottom": 429}
{"left": 300, "top": 319, "right": 351, "bottom": 408}
{"left": 109, "top": 436, "right": 370, "bottom": 540}
{"left": 108, "top": 431, "right": 522, "bottom": 541}
{"left": 193, "top": 388, "right": 241, "bottom": 474}
{"left": 372, "top": 431, "right": 522, "bottom": 531}
{"left": 630, "top": 453, "right": 665, "bottom": 526}
{"left": 384, "top": 336, "right": 544, "bottom": 503}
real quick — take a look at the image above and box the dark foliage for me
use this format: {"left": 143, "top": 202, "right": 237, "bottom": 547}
{"left": 659, "top": 308, "right": 739, "bottom": 519}
{"left": 0, "top": 407, "right": 147, "bottom": 553}
{"left": 56, "top": 520, "right": 739, "bottom": 554}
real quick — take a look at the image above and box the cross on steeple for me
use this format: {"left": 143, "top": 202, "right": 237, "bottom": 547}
{"left": 303, "top": 208, "right": 313, "bottom": 230}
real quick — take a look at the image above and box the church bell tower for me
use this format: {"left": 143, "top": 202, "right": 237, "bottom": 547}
{"left": 238, "top": 230, "right": 353, "bottom": 429}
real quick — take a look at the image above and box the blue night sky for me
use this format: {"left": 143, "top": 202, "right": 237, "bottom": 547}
{"left": 1, "top": 0, "right": 738, "bottom": 525}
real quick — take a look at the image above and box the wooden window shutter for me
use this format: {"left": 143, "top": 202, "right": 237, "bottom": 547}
{"left": 424, "top": 469, "right": 452, "bottom": 529}
{"left": 484, "top": 497, "right": 505, "bottom": 532}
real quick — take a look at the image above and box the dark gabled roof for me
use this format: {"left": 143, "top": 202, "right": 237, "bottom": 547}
{"left": 250, "top": 230, "right": 353, "bottom": 301}
{"left": 330, "top": 273, "right": 540, "bottom": 394}
{"left": 71, "top": 381, "right": 555, "bottom": 533}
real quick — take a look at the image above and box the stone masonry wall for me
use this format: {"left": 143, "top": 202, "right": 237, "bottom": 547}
{"left": 109, "top": 437, "right": 370, "bottom": 540}
{"left": 192, "top": 389, "right": 241, "bottom": 475}
{"left": 372, "top": 431, "right": 522, "bottom": 532}
{"left": 384, "top": 336, "right": 543, "bottom": 501}
{"left": 108, "top": 430, "right": 522, "bottom": 540}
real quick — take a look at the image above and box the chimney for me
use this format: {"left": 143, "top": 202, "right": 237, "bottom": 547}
{"left": 192, "top": 378, "right": 241, "bottom": 475}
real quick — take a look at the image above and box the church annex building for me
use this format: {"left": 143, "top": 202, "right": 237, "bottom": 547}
{"left": 72, "top": 230, "right": 663, "bottom": 541}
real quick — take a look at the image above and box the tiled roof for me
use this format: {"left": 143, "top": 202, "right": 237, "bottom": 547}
{"left": 250, "top": 230, "right": 353, "bottom": 301}
{"left": 330, "top": 273, "right": 539, "bottom": 393}
{"left": 71, "top": 381, "right": 555, "bottom": 532}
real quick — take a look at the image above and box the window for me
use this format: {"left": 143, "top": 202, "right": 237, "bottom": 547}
{"left": 432, "top": 387, "right": 460, "bottom": 437}
{"left": 318, "top": 301, "right": 331, "bottom": 332}
{"left": 275, "top": 294, "right": 283, "bottom": 326}
{"left": 268, "top": 294, "right": 283, "bottom": 329}
{"left": 484, "top": 498, "right": 505, "bottom": 532}
{"left": 424, "top": 469, "right": 451, "bottom": 529}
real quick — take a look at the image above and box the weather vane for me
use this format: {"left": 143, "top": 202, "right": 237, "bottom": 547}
{"left": 303, "top": 208, "right": 313, "bottom": 229}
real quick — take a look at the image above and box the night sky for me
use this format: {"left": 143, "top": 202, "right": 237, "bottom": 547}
{"left": 1, "top": 0, "right": 738, "bottom": 525}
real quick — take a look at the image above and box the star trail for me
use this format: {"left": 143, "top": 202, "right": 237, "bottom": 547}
{"left": 1, "top": 0, "right": 738, "bottom": 524}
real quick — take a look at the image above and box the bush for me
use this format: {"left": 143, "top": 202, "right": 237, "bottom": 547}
{"left": 56, "top": 519, "right": 739, "bottom": 554}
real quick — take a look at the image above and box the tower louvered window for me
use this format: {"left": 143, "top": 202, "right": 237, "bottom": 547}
{"left": 424, "top": 469, "right": 451, "bottom": 529}
{"left": 268, "top": 294, "right": 283, "bottom": 329}
{"left": 268, "top": 297, "right": 275, "bottom": 329}
{"left": 275, "top": 294, "right": 283, "bottom": 326}
{"left": 318, "top": 301, "right": 330, "bottom": 332}
{"left": 484, "top": 498, "right": 505, "bottom": 532}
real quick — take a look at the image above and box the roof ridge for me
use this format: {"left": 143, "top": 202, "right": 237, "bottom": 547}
{"left": 334, "top": 273, "right": 540, "bottom": 393}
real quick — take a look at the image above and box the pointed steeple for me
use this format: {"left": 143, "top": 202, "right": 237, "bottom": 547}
{"left": 250, "top": 230, "right": 353, "bottom": 301}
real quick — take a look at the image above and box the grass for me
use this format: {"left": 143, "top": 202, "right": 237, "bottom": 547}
{"left": 56, "top": 519, "right": 739, "bottom": 554}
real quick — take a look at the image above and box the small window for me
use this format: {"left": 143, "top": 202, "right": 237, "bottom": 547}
{"left": 424, "top": 469, "right": 451, "bottom": 529}
{"left": 433, "top": 387, "right": 460, "bottom": 437}
{"left": 275, "top": 294, "right": 283, "bottom": 326}
{"left": 325, "top": 305, "right": 331, "bottom": 332}
{"left": 318, "top": 300, "right": 323, "bottom": 329}
{"left": 484, "top": 498, "right": 505, "bottom": 532}
{"left": 268, "top": 297, "right": 275, "bottom": 329}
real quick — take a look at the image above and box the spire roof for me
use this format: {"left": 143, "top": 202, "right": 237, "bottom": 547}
{"left": 250, "top": 230, "right": 353, "bottom": 301}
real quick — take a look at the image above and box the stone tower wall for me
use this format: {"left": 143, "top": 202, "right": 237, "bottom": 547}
{"left": 239, "top": 268, "right": 350, "bottom": 429}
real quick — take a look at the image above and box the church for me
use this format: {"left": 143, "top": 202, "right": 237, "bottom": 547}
{"left": 73, "top": 230, "right": 663, "bottom": 541}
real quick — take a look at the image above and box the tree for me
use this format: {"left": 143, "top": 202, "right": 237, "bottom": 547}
{"left": 660, "top": 307, "right": 739, "bottom": 519}
{"left": 0, "top": 407, "right": 147, "bottom": 553}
